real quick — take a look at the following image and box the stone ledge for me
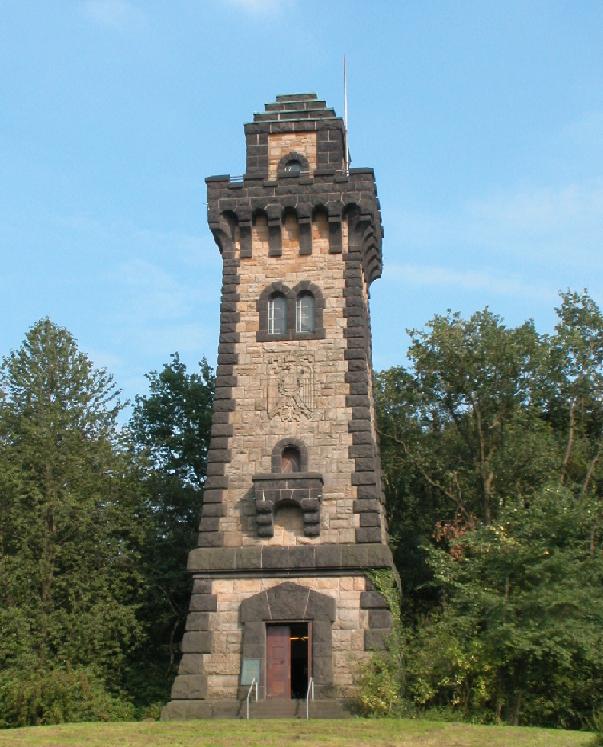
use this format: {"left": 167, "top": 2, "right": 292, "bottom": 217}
{"left": 187, "top": 543, "right": 393, "bottom": 573}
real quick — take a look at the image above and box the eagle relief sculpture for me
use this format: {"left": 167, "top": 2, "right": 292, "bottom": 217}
{"left": 267, "top": 351, "right": 315, "bottom": 421}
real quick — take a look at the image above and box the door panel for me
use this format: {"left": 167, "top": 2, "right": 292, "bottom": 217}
{"left": 266, "top": 625, "right": 290, "bottom": 699}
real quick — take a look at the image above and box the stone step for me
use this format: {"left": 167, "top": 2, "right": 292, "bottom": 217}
{"left": 248, "top": 699, "right": 352, "bottom": 719}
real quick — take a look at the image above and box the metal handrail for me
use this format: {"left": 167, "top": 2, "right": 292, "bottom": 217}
{"left": 305, "top": 676, "right": 315, "bottom": 719}
{"left": 245, "top": 677, "right": 258, "bottom": 720}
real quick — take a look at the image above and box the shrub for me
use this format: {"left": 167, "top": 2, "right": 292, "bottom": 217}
{"left": 590, "top": 710, "right": 603, "bottom": 746}
{"left": 0, "top": 667, "right": 135, "bottom": 727}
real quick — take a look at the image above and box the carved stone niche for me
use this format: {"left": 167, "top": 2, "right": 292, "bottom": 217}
{"left": 252, "top": 473, "right": 323, "bottom": 538}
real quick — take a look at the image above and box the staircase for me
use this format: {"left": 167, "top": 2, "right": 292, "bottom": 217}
{"left": 248, "top": 699, "right": 351, "bottom": 719}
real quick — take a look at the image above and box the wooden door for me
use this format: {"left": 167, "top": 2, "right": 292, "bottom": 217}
{"left": 266, "top": 625, "right": 290, "bottom": 699}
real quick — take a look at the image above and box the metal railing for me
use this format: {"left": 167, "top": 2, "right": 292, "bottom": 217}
{"left": 245, "top": 677, "right": 258, "bottom": 720}
{"left": 305, "top": 677, "right": 315, "bottom": 719}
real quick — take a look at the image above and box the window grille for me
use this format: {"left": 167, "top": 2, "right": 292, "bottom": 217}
{"left": 296, "top": 292, "right": 315, "bottom": 333}
{"left": 268, "top": 294, "right": 287, "bottom": 335}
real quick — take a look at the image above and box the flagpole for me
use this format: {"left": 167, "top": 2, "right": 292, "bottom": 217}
{"left": 343, "top": 55, "right": 349, "bottom": 176}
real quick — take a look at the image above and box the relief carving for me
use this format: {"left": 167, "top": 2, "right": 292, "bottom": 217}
{"left": 267, "top": 351, "right": 315, "bottom": 421}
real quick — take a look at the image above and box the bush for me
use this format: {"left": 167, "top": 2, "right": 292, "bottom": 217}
{"left": 0, "top": 667, "right": 135, "bottom": 727}
{"left": 590, "top": 711, "right": 603, "bottom": 746}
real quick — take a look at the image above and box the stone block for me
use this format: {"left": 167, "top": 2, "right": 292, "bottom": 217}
{"left": 360, "top": 591, "right": 388, "bottom": 609}
{"left": 197, "top": 530, "right": 224, "bottom": 547}
{"left": 181, "top": 631, "right": 213, "bottom": 653}
{"left": 364, "top": 629, "right": 388, "bottom": 651}
{"left": 189, "top": 594, "right": 218, "bottom": 612}
{"left": 178, "top": 653, "right": 205, "bottom": 674}
{"left": 341, "top": 544, "right": 369, "bottom": 567}
{"left": 192, "top": 579, "right": 212, "bottom": 594}
{"left": 242, "top": 621, "right": 264, "bottom": 645}
{"left": 236, "top": 546, "right": 262, "bottom": 569}
{"left": 306, "top": 590, "right": 336, "bottom": 621}
{"left": 170, "top": 674, "right": 208, "bottom": 700}
{"left": 368, "top": 608, "right": 392, "bottom": 629}
{"left": 240, "top": 592, "right": 270, "bottom": 623}
{"left": 355, "top": 526, "right": 381, "bottom": 543}
{"left": 288, "top": 545, "right": 315, "bottom": 569}
{"left": 267, "top": 584, "right": 309, "bottom": 620}
{"left": 353, "top": 498, "right": 380, "bottom": 513}
{"left": 315, "top": 543, "right": 343, "bottom": 568}
{"left": 262, "top": 546, "right": 289, "bottom": 569}
{"left": 185, "top": 612, "right": 211, "bottom": 631}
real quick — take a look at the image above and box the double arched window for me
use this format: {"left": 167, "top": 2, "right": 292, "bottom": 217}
{"left": 258, "top": 282, "right": 324, "bottom": 341}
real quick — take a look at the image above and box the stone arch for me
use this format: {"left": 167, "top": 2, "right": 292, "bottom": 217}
{"left": 291, "top": 281, "right": 325, "bottom": 338}
{"left": 271, "top": 437, "right": 308, "bottom": 473}
{"left": 239, "top": 582, "right": 335, "bottom": 698}
{"left": 277, "top": 151, "right": 310, "bottom": 178}
{"left": 256, "top": 281, "right": 294, "bottom": 341}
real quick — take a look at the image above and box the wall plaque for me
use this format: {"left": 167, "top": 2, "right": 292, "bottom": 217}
{"left": 240, "top": 658, "right": 261, "bottom": 685}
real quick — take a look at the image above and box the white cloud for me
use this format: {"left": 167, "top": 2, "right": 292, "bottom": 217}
{"left": 468, "top": 179, "right": 603, "bottom": 238}
{"left": 81, "top": 0, "right": 144, "bottom": 30}
{"left": 390, "top": 177, "right": 603, "bottom": 267}
{"left": 387, "top": 263, "right": 556, "bottom": 302}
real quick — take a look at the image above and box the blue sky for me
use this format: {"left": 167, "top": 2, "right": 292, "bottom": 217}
{"left": 1, "top": 0, "right": 602, "bottom": 405}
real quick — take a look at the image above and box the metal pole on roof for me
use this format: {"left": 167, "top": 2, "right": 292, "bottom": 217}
{"left": 343, "top": 55, "right": 349, "bottom": 176}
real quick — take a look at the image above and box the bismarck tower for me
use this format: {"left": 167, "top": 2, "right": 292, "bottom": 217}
{"left": 163, "top": 93, "right": 396, "bottom": 719}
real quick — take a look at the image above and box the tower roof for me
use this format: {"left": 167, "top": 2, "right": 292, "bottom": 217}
{"left": 251, "top": 93, "right": 339, "bottom": 124}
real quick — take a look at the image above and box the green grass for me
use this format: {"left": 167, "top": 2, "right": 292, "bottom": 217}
{"left": 0, "top": 719, "right": 594, "bottom": 747}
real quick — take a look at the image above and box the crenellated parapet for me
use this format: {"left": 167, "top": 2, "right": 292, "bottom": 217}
{"left": 206, "top": 92, "right": 383, "bottom": 286}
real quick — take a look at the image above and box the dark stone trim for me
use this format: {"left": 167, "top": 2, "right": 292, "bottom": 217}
{"left": 256, "top": 281, "right": 291, "bottom": 341}
{"left": 239, "top": 582, "right": 335, "bottom": 698}
{"left": 276, "top": 151, "right": 311, "bottom": 179}
{"left": 193, "top": 212, "right": 240, "bottom": 551}
{"left": 256, "top": 280, "right": 325, "bottom": 341}
{"left": 187, "top": 543, "right": 394, "bottom": 573}
{"left": 168, "top": 581, "right": 218, "bottom": 703}
{"left": 364, "top": 629, "right": 388, "bottom": 651}
{"left": 252, "top": 469, "right": 323, "bottom": 538}
{"left": 299, "top": 218, "right": 312, "bottom": 255}
{"left": 360, "top": 590, "right": 389, "bottom": 609}
{"left": 368, "top": 609, "right": 392, "bottom": 629}
{"left": 343, "top": 213, "right": 384, "bottom": 539}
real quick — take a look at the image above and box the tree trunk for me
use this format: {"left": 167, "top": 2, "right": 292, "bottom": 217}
{"left": 560, "top": 399, "right": 576, "bottom": 485}
{"left": 582, "top": 438, "right": 602, "bottom": 497}
{"left": 474, "top": 406, "right": 492, "bottom": 523}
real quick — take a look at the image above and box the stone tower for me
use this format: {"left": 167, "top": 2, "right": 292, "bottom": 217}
{"left": 163, "top": 93, "right": 396, "bottom": 719}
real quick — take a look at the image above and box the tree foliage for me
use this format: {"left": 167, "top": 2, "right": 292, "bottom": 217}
{"left": 368, "top": 290, "right": 603, "bottom": 727}
{"left": 127, "top": 354, "right": 214, "bottom": 702}
{"left": 0, "top": 319, "right": 145, "bottom": 722}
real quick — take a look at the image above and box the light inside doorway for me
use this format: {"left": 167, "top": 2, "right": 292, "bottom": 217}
{"left": 265, "top": 622, "right": 309, "bottom": 699}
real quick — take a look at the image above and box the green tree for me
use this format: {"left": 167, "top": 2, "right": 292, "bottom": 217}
{"left": 0, "top": 319, "right": 144, "bottom": 717}
{"left": 128, "top": 354, "right": 214, "bottom": 699}
{"left": 371, "top": 291, "right": 603, "bottom": 728}
{"left": 418, "top": 486, "right": 603, "bottom": 727}
{"left": 375, "top": 308, "right": 554, "bottom": 609}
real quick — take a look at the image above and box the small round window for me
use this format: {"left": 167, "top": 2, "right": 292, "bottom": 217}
{"left": 283, "top": 159, "right": 302, "bottom": 176}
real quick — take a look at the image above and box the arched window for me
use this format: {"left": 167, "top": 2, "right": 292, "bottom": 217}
{"left": 283, "top": 158, "right": 302, "bottom": 176}
{"left": 296, "top": 291, "right": 315, "bottom": 333}
{"left": 281, "top": 446, "right": 301, "bottom": 473}
{"left": 268, "top": 293, "right": 287, "bottom": 335}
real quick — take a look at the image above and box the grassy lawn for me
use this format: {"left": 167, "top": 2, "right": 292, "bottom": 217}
{"left": 0, "top": 719, "right": 594, "bottom": 747}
